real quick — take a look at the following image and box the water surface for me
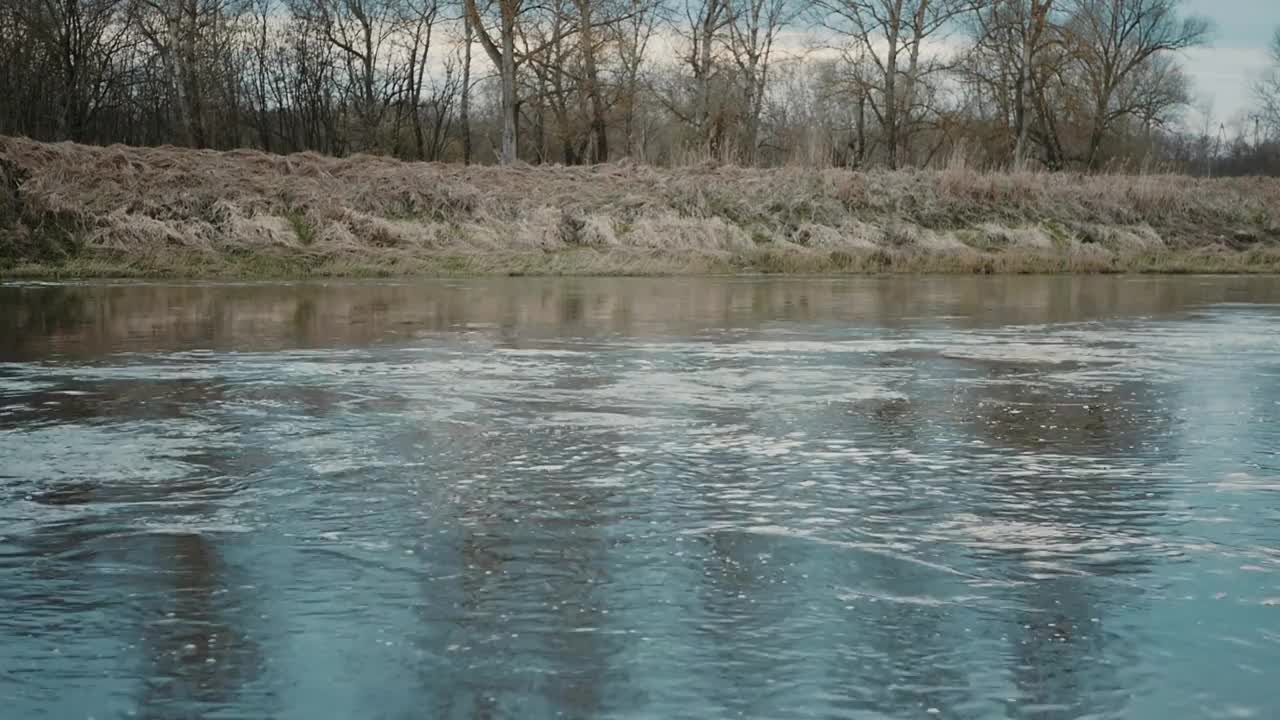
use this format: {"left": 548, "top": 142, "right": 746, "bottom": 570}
{"left": 2, "top": 277, "right": 1279, "bottom": 720}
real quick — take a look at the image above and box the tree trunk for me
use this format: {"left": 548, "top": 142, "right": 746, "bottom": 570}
{"left": 1013, "top": 64, "right": 1030, "bottom": 162}
{"left": 742, "top": 51, "right": 760, "bottom": 164}
{"left": 623, "top": 86, "right": 636, "bottom": 158}
{"left": 465, "top": 0, "right": 518, "bottom": 163}
{"left": 411, "top": 55, "right": 426, "bottom": 160}
{"left": 1030, "top": 69, "right": 1064, "bottom": 170}
{"left": 1087, "top": 94, "right": 1109, "bottom": 169}
{"left": 461, "top": 10, "right": 473, "bottom": 165}
{"left": 896, "top": 0, "right": 929, "bottom": 166}
{"left": 696, "top": 0, "right": 719, "bottom": 145}
{"left": 1016, "top": 0, "right": 1051, "bottom": 164}
{"left": 883, "top": 22, "right": 900, "bottom": 170}
{"left": 623, "top": 56, "right": 640, "bottom": 158}
{"left": 855, "top": 91, "right": 866, "bottom": 166}
{"left": 178, "top": 2, "right": 205, "bottom": 147}
{"left": 499, "top": 2, "right": 517, "bottom": 164}
{"left": 901, "top": 40, "right": 921, "bottom": 163}
{"left": 159, "top": 9, "right": 192, "bottom": 147}
{"left": 574, "top": 0, "right": 607, "bottom": 163}
{"left": 1013, "top": 8, "right": 1033, "bottom": 162}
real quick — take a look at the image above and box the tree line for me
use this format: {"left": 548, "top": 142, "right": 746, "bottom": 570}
{"left": 1, "top": 0, "right": 1277, "bottom": 174}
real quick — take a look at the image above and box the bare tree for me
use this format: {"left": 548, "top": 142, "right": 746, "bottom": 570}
{"left": 460, "top": 5, "right": 474, "bottom": 163}
{"left": 131, "top": 0, "right": 228, "bottom": 147}
{"left": 293, "top": 0, "right": 403, "bottom": 150}
{"left": 668, "top": 0, "right": 732, "bottom": 149}
{"left": 966, "top": 0, "right": 1063, "bottom": 164}
{"left": 399, "top": 0, "right": 443, "bottom": 159}
{"left": 1257, "top": 26, "right": 1280, "bottom": 139}
{"left": 726, "top": 0, "right": 794, "bottom": 162}
{"left": 611, "top": 0, "right": 660, "bottom": 158}
{"left": 466, "top": 0, "right": 522, "bottom": 163}
{"left": 0, "top": 0, "right": 1264, "bottom": 174}
{"left": 1066, "top": 0, "right": 1208, "bottom": 167}
{"left": 523, "top": 0, "right": 580, "bottom": 163}
{"left": 572, "top": 0, "right": 609, "bottom": 161}
{"left": 15, "top": 0, "right": 136, "bottom": 142}
{"left": 813, "top": 0, "right": 971, "bottom": 169}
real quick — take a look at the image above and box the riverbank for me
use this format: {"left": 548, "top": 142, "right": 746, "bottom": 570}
{"left": 3, "top": 135, "right": 1279, "bottom": 277}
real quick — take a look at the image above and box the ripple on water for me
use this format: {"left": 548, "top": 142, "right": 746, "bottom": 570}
{"left": 2, "top": 281, "right": 1280, "bottom": 720}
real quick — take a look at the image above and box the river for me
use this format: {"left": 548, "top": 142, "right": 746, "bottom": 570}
{"left": 1, "top": 277, "right": 1278, "bottom": 719}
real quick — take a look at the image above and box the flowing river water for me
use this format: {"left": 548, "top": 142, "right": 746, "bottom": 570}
{"left": 1, "top": 277, "right": 1279, "bottom": 720}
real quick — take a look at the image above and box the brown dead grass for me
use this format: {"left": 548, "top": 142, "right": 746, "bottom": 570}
{"left": 2, "top": 135, "right": 1279, "bottom": 277}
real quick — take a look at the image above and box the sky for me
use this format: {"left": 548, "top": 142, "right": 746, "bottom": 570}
{"left": 1181, "top": 0, "right": 1277, "bottom": 127}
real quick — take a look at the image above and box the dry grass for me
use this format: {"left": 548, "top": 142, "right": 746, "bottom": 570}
{"left": 3, "top": 135, "right": 1279, "bottom": 278}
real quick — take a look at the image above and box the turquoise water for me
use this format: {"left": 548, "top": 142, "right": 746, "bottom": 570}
{"left": 1, "top": 277, "right": 1278, "bottom": 719}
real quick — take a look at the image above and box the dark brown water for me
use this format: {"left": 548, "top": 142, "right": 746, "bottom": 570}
{"left": 2, "top": 277, "right": 1279, "bottom": 720}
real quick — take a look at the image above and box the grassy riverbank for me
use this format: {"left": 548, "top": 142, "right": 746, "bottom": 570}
{"left": 3, "top": 135, "right": 1280, "bottom": 278}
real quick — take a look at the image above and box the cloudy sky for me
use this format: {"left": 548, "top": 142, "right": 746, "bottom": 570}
{"left": 1182, "top": 0, "right": 1276, "bottom": 126}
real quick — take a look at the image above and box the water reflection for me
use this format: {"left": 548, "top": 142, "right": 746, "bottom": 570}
{"left": 135, "top": 532, "right": 264, "bottom": 720}
{"left": 1, "top": 277, "right": 1279, "bottom": 720}
{"left": 2, "top": 276, "right": 1278, "bottom": 360}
